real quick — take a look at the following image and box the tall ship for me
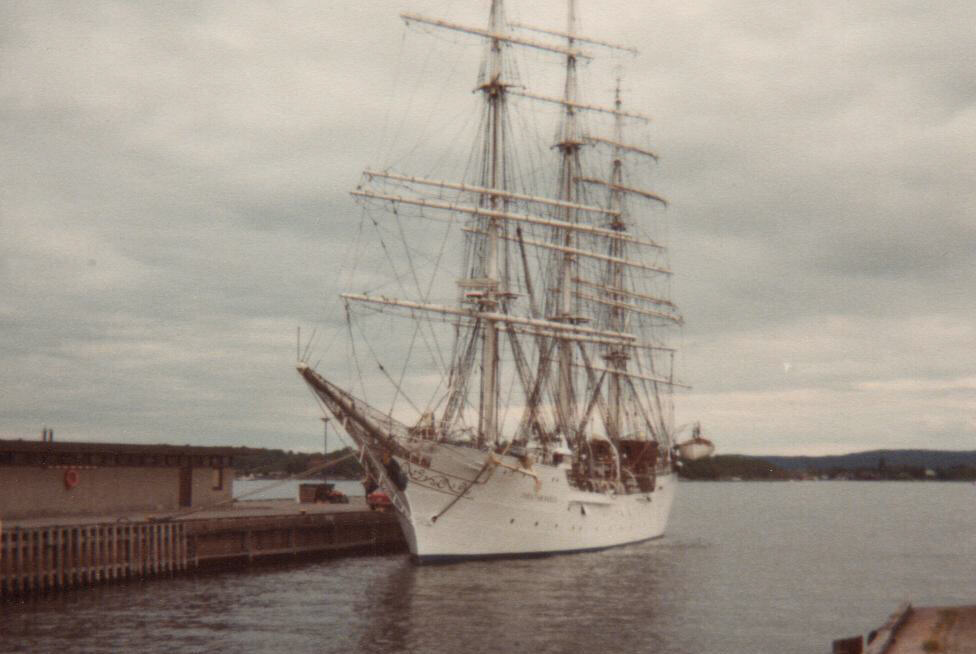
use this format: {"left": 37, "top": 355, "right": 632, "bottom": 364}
{"left": 298, "top": 0, "right": 707, "bottom": 562}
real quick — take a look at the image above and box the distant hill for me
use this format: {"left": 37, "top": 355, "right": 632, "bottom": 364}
{"left": 678, "top": 455, "right": 791, "bottom": 481}
{"left": 679, "top": 449, "right": 976, "bottom": 481}
{"left": 760, "top": 449, "right": 976, "bottom": 471}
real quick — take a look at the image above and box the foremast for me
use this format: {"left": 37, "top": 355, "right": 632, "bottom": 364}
{"left": 474, "top": 0, "right": 507, "bottom": 449}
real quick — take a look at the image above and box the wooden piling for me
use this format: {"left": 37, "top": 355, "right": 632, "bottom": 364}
{"left": 1, "top": 506, "right": 403, "bottom": 598}
{"left": 0, "top": 521, "right": 191, "bottom": 597}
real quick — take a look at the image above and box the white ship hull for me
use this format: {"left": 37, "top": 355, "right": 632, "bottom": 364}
{"left": 677, "top": 438, "right": 715, "bottom": 461}
{"left": 387, "top": 443, "right": 676, "bottom": 562}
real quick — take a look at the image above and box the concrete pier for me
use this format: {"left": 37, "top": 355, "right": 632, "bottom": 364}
{"left": 834, "top": 603, "right": 976, "bottom": 654}
{"left": 880, "top": 606, "right": 976, "bottom": 654}
{"left": 0, "top": 498, "right": 404, "bottom": 598}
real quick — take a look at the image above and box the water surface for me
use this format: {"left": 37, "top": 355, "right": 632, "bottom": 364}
{"left": 3, "top": 482, "right": 973, "bottom": 653}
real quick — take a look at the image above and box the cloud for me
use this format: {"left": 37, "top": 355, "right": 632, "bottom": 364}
{"left": 857, "top": 377, "right": 976, "bottom": 393}
{"left": 2, "top": 0, "right": 974, "bottom": 457}
{"left": 677, "top": 312, "right": 976, "bottom": 453}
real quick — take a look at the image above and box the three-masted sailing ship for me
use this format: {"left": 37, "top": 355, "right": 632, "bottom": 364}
{"left": 299, "top": 0, "right": 703, "bottom": 562}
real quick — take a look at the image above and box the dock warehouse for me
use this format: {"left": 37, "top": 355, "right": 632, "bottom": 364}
{"left": 0, "top": 439, "right": 234, "bottom": 520}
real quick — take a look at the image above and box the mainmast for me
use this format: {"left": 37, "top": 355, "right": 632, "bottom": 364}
{"left": 554, "top": 0, "right": 582, "bottom": 444}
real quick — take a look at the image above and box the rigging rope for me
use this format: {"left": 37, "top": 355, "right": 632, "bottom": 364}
{"left": 346, "top": 301, "right": 369, "bottom": 402}
{"left": 391, "top": 203, "right": 451, "bottom": 389}
{"left": 349, "top": 309, "right": 424, "bottom": 417}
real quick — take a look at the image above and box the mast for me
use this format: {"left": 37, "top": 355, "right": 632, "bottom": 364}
{"left": 476, "top": 0, "right": 506, "bottom": 448}
{"left": 554, "top": 0, "right": 581, "bottom": 445}
{"left": 606, "top": 79, "right": 627, "bottom": 442}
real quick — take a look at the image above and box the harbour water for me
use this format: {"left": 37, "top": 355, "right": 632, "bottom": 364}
{"left": 2, "top": 481, "right": 974, "bottom": 653}
{"left": 233, "top": 479, "right": 365, "bottom": 501}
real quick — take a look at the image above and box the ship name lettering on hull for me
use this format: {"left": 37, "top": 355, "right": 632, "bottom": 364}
{"left": 520, "top": 492, "right": 558, "bottom": 503}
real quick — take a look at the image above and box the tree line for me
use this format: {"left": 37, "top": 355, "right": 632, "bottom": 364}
{"left": 232, "top": 446, "right": 363, "bottom": 479}
{"left": 679, "top": 453, "right": 976, "bottom": 481}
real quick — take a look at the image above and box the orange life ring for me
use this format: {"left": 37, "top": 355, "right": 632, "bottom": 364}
{"left": 64, "top": 468, "right": 80, "bottom": 489}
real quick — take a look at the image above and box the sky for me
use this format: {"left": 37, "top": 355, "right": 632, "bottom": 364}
{"left": 2, "top": 0, "right": 974, "bottom": 456}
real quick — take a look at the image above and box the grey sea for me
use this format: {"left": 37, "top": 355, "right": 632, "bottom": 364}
{"left": 2, "top": 481, "right": 974, "bottom": 653}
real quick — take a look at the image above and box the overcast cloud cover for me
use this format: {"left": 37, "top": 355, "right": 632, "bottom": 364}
{"left": 2, "top": 0, "right": 974, "bottom": 455}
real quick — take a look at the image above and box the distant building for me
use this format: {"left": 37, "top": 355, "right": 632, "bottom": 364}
{"left": 0, "top": 439, "right": 234, "bottom": 520}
